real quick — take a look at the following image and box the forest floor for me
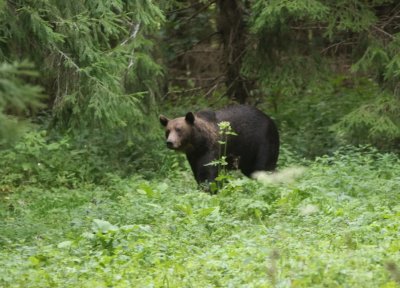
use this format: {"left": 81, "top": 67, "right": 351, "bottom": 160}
{"left": 1, "top": 147, "right": 400, "bottom": 287}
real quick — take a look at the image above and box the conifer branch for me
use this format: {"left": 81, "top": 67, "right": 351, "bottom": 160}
{"left": 372, "top": 25, "right": 395, "bottom": 40}
{"left": 185, "top": 0, "right": 216, "bottom": 23}
{"left": 321, "top": 41, "right": 357, "bottom": 54}
{"left": 120, "top": 22, "right": 141, "bottom": 70}
{"left": 121, "top": 22, "right": 141, "bottom": 46}
{"left": 55, "top": 48, "right": 80, "bottom": 72}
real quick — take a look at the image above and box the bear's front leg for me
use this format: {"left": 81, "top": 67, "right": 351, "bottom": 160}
{"left": 187, "top": 152, "right": 218, "bottom": 185}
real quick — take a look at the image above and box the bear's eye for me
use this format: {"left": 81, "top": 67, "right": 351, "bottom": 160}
{"left": 165, "top": 130, "right": 170, "bottom": 137}
{"left": 175, "top": 127, "right": 182, "bottom": 133}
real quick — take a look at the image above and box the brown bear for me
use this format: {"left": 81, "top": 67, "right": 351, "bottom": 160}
{"left": 159, "top": 105, "right": 279, "bottom": 184}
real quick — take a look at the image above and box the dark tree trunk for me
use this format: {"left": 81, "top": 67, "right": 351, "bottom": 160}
{"left": 216, "top": 0, "right": 249, "bottom": 103}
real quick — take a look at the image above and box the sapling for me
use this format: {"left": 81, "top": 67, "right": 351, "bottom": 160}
{"left": 206, "top": 121, "right": 237, "bottom": 193}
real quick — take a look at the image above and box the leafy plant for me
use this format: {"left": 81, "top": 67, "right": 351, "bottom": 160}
{"left": 206, "top": 121, "right": 238, "bottom": 193}
{"left": 1, "top": 146, "right": 399, "bottom": 287}
{"left": 0, "top": 130, "right": 113, "bottom": 188}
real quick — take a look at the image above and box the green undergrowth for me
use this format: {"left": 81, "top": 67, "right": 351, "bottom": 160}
{"left": 1, "top": 147, "right": 400, "bottom": 287}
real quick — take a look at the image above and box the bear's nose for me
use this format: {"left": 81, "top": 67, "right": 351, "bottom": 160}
{"left": 166, "top": 141, "right": 173, "bottom": 149}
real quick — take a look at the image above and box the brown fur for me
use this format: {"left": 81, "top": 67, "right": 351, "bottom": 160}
{"left": 161, "top": 117, "right": 193, "bottom": 151}
{"left": 192, "top": 116, "right": 218, "bottom": 149}
{"left": 160, "top": 105, "right": 280, "bottom": 185}
{"left": 160, "top": 113, "right": 218, "bottom": 152}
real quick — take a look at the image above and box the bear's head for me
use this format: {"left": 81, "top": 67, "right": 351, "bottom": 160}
{"left": 159, "top": 112, "right": 195, "bottom": 151}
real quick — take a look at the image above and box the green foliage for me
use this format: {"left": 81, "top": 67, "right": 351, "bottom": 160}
{"left": 0, "top": 61, "right": 44, "bottom": 145}
{"left": 324, "top": 0, "right": 379, "bottom": 36}
{"left": 0, "top": 1, "right": 171, "bottom": 177}
{"left": 0, "top": 0, "right": 164, "bottom": 131}
{"left": 265, "top": 75, "right": 378, "bottom": 157}
{"left": 245, "top": 0, "right": 400, "bottom": 153}
{"left": 0, "top": 126, "right": 183, "bottom": 189}
{"left": 2, "top": 1, "right": 400, "bottom": 285}
{"left": 206, "top": 121, "right": 238, "bottom": 193}
{"left": 338, "top": 32, "right": 400, "bottom": 150}
{"left": 251, "top": 0, "right": 329, "bottom": 31}
{"left": 334, "top": 94, "right": 400, "bottom": 150}
{"left": 1, "top": 147, "right": 400, "bottom": 286}
{"left": 0, "top": 130, "right": 106, "bottom": 188}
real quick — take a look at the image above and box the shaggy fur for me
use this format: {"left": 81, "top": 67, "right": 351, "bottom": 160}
{"left": 160, "top": 105, "right": 280, "bottom": 184}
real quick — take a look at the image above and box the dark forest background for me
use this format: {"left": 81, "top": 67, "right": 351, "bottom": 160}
{"left": 1, "top": 0, "right": 400, "bottom": 180}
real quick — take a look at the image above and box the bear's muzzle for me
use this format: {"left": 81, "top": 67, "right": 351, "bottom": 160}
{"left": 166, "top": 140, "right": 176, "bottom": 149}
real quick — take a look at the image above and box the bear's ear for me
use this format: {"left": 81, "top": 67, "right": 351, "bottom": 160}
{"left": 185, "top": 112, "right": 195, "bottom": 125}
{"left": 159, "top": 115, "right": 169, "bottom": 127}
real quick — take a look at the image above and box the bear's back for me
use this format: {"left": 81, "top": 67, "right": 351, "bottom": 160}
{"left": 215, "top": 105, "right": 279, "bottom": 173}
{"left": 215, "top": 105, "right": 275, "bottom": 139}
